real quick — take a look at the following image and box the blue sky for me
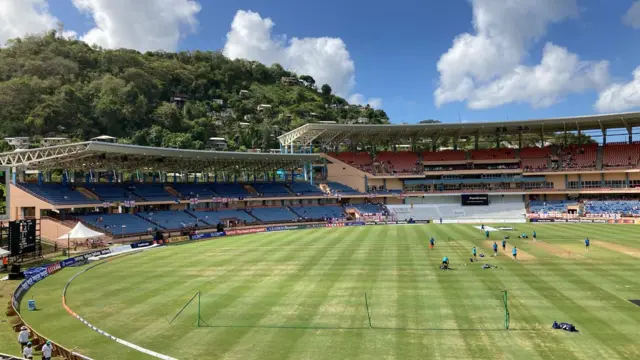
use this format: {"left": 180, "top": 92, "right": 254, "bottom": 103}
{"left": 3, "top": 0, "right": 640, "bottom": 125}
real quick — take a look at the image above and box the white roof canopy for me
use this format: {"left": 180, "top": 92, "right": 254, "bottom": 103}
{"left": 0, "top": 248, "right": 10, "bottom": 257}
{"left": 58, "top": 222, "right": 104, "bottom": 240}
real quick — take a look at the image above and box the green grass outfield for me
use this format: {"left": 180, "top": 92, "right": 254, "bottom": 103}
{"left": 18, "top": 224, "right": 640, "bottom": 360}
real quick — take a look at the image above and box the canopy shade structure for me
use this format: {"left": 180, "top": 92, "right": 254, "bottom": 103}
{"left": 0, "top": 141, "right": 320, "bottom": 171}
{"left": 278, "top": 111, "right": 640, "bottom": 148}
{"left": 0, "top": 248, "right": 10, "bottom": 257}
{"left": 58, "top": 222, "right": 104, "bottom": 240}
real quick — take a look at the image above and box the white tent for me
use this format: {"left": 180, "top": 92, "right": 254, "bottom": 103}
{"left": 0, "top": 248, "right": 10, "bottom": 257}
{"left": 58, "top": 222, "right": 104, "bottom": 240}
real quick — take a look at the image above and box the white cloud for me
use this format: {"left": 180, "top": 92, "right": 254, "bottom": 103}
{"left": 469, "top": 43, "right": 609, "bottom": 109}
{"left": 348, "top": 94, "right": 383, "bottom": 109}
{"left": 0, "top": 0, "right": 60, "bottom": 45}
{"left": 434, "top": 0, "right": 609, "bottom": 109}
{"left": 71, "top": 0, "right": 201, "bottom": 52}
{"left": 623, "top": 1, "right": 640, "bottom": 29}
{"left": 595, "top": 66, "right": 640, "bottom": 112}
{"left": 223, "top": 10, "right": 376, "bottom": 104}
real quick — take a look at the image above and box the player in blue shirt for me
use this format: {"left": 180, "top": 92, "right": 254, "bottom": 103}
{"left": 585, "top": 238, "right": 590, "bottom": 251}
{"left": 492, "top": 242, "right": 498, "bottom": 256}
{"left": 429, "top": 237, "right": 435, "bottom": 249}
{"left": 442, "top": 256, "right": 449, "bottom": 269}
{"left": 533, "top": 230, "right": 537, "bottom": 241}
{"left": 502, "top": 238, "right": 507, "bottom": 251}
{"left": 472, "top": 246, "right": 477, "bottom": 259}
{"left": 512, "top": 247, "right": 517, "bottom": 260}
{"left": 485, "top": 230, "right": 490, "bottom": 239}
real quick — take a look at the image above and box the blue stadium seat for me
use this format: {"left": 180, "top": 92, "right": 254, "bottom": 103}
{"left": 138, "top": 210, "right": 206, "bottom": 230}
{"left": 252, "top": 183, "right": 292, "bottom": 197}
{"left": 77, "top": 213, "right": 155, "bottom": 235}
{"left": 171, "top": 184, "right": 217, "bottom": 199}
{"left": 249, "top": 207, "right": 298, "bottom": 222}
{"left": 128, "top": 184, "right": 176, "bottom": 202}
{"left": 529, "top": 200, "right": 577, "bottom": 214}
{"left": 211, "top": 183, "right": 252, "bottom": 198}
{"left": 288, "top": 182, "right": 324, "bottom": 196}
{"left": 85, "top": 184, "right": 138, "bottom": 202}
{"left": 584, "top": 200, "right": 640, "bottom": 215}
{"left": 289, "top": 205, "right": 346, "bottom": 220}
{"left": 189, "top": 209, "right": 256, "bottom": 224}
{"left": 19, "top": 183, "right": 101, "bottom": 205}
{"left": 325, "top": 182, "right": 362, "bottom": 195}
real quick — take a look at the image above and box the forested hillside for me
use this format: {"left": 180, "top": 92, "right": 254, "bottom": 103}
{"left": 0, "top": 31, "right": 389, "bottom": 151}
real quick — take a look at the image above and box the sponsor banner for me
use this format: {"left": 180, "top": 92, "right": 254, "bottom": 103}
{"left": 167, "top": 236, "right": 190, "bottom": 243}
{"left": 415, "top": 220, "right": 431, "bottom": 224}
{"left": 345, "top": 221, "right": 366, "bottom": 227}
{"left": 190, "top": 231, "right": 226, "bottom": 240}
{"left": 226, "top": 228, "right": 266, "bottom": 236}
{"left": 13, "top": 269, "right": 51, "bottom": 311}
{"left": 130, "top": 241, "right": 153, "bottom": 249}
{"left": 266, "top": 225, "right": 305, "bottom": 232}
{"left": 530, "top": 218, "right": 555, "bottom": 223}
{"left": 60, "top": 249, "right": 112, "bottom": 268}
{"left": 24, "top": 267, "right": 47, "bottom": 278}
{"left": 46, "top": 262, "right": 62, "bottom": 275}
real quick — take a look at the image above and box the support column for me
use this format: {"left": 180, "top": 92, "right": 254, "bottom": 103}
{"left": 364, "top": 175, "right": 368, "bottom": 191}
{"left": 518, "top": 133, "right": 522, "bottom": 149}
{"left": 626, "top": 172, "right": 630, "bottom": 188}
{"left": 601, "top": 173, "right": 605, "bottom": 188}
{"left": 474, "top": 134, "right": 479, "bottom": 150}
{"left": 383, "top": 178, "right": 387, "bottom": 191}
{"left": 577, "top": 174, "right": 582, "bottom": 189}
{"left": 602, "top": 128, "right": 607, "bottom": 145}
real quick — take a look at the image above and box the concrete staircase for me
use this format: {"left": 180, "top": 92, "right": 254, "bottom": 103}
{"left": 77, "top": 187, "right": 100, "bottom": 200}
{"left": 164, "top": 186, "right": 180, "bottom": 197}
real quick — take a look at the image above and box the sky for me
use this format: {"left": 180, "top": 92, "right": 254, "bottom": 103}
{"left": 2, "top": 0, "right": 640, "bottom": 125}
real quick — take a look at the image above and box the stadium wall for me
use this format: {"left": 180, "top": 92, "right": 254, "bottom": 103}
{"left": 40, "top": 217, "right": 73, "bottom": 243}
{"left": 8, "top": 183, "right": 55, "bottom": 221}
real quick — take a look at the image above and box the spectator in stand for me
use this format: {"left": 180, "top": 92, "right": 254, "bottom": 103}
{"left": 41, "top": 340, "right": 53, "bottom": 360}
{"left": 18, "top": 326, "right": 30, "bottom": 350}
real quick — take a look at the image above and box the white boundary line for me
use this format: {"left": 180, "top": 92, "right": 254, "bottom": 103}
{"left": 63, "top": 246, "right": 178, "bottom": 360}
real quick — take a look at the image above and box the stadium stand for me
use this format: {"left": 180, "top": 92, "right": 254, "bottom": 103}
{"left": 388, "top": 195, "right": 525, "bottom": 222}
{"left": 584, "top": 200, "right": 640, "bottom": 216}
{"left": 138, "top": 210, "right": 206, "bottom": 229}
{"left": 288, "top": 182, "right": 324, "bottom": 195}
{"left": 290, "top": 205, "right": 346, "bottom": 220}
{"left": 601, "top": 143, "right": 640, "bottom": 168}
{"left": 77, "top": 213, "right": 155, "bottom": 235}
{"left": 85, "top": 183, "right": 138, "bottom": 201}
{"left": 252, "top": 183, "right": 292, "bottom": 197}
{"left": 191, "top": 209, "right": 256, "bottom": 224}
{"left": 422, "top": 150, "right": 466, "bottom": 162}
{"left": 325, "top": 182, "right": 362, "bottom": 195}
{"left": 351, "top": 203, "right": 389, "bottom": 215}
{"left": 561, "top": 144, "right": 597, "bottom": 169}
{"left": 18, "top": 183, "right": 101, "bottom": 205}
{"left": 249, "top": 207, "right": 298, "bottom": 222}
{"left": 211, "top": 183, "right": 252, "bottom": 198}
{"left": 329, "top": 152, "right": 373, "bottom": 172}
{"left": 171, "top": 183, "right": 218, "bottom": 199}
{"left": 528, "top": 200, "right": 577, "bottom": 214}
{"left": 470, "top": 148, "right": 516, "bottom": 160}
{"left": 128, "top": 184, "right": 176, "bottom": 201}
{"left": 375, "top": 151, "right": 420, "bottom": 174}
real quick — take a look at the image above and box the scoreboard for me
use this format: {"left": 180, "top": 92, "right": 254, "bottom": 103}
{"left": 6, "top": 219, "right": 38, "bottom": 256}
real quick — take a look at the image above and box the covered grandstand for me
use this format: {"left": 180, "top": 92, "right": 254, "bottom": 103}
{"left": 3, "top": 112, "right": 640, "bottom": 243}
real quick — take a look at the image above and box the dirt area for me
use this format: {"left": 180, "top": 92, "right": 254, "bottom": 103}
{"left": 591, "top": 240, "right": 640, "bottom": 259}
{"left": 483, "top": 241, "right": 535, "bottom": 261}
{"left": 531, "top": 241, "right": 584, "bottom": 259}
